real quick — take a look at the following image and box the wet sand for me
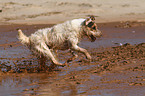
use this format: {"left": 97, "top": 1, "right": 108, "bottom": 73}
{"left": 0, "top": 21, "right": 145, "bottom": 96}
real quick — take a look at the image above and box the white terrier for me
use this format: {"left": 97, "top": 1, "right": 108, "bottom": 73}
{"left": 17, "top": 16, "right": 102, "bottom": 67}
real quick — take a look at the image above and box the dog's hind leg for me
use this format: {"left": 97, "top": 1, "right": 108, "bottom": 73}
{"left": 35, "top": 43, "right": 66, "bottom": 66}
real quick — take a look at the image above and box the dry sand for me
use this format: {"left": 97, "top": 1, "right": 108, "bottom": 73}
{"left": 0, "top": 0, "right": 145, "bottom": 24}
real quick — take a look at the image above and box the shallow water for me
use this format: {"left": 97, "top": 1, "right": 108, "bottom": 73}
{"left": 0, "top": 22, "right": 145, "bottom": 96}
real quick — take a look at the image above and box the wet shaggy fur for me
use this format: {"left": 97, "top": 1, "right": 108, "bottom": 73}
{"left": 18, "top": 17, "right": 102, "bottom": 66}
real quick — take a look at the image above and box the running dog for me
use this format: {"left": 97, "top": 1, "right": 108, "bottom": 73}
{"left": 17, "top": 16, "right": 102, "bottom": 67}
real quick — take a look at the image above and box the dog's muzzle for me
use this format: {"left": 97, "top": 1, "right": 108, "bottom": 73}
{"left": 89, "top": 29, "right": 102, "bottom": 42}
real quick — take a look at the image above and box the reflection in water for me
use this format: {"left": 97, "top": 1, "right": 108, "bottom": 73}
{"left": 0, "top": 73, "right": 51, "bottom": 96}
{"left": 61, "top": 83, "right": 77, "bottom": 96}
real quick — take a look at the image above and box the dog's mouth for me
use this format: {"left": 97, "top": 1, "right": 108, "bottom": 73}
{"left": 90, "top": 35, "right": 96, "bottom": 42}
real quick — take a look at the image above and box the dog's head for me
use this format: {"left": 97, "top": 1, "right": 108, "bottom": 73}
{"left": 83, "top": 16, "right": 102, "bottom": 42}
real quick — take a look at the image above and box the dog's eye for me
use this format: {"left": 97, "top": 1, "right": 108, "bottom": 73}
{"left": 88, "top": 22, "right": 94, "bottom": 27}
{"left": 93, "top": 25, "right": 97, "bottom": 30}
{"left": 87, "top": 22, "right": 97, "bottom": 30}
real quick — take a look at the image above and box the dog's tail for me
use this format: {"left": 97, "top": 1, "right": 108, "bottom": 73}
{"left": 17, "top": 29, "right": 30, "bottom": 45}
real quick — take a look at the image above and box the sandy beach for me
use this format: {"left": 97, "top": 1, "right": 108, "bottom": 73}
{"left": 0, "top": 0, "right": 145, "bottom": 96}
{"left": 0, "top": 0, "right": 145, "bottom": 24}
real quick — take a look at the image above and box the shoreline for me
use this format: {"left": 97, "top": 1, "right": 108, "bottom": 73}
{"left": 0, "top": 19, "right": 145, "bottom": 26}
{"left": 0, "top": 16, "right": 145, "bottom": 25}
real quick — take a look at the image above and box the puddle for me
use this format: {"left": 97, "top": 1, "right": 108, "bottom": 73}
{"left": 80, "top": 38, "right": 145, "bottom": 48}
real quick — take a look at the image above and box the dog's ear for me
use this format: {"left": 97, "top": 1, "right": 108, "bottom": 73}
{"left": 84, "top": 16, "right": 95, "bottom": 26}
{"left": 84, "top": 16, "right": 97, "bottom": 30}
{"left": 85, "top": 17, "right": 92, "bottom": 26}
{"left": 90, "top": 15, "right": 95, "bottom": 20}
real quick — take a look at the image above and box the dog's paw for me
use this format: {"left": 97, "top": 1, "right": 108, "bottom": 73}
{"left": 55, "top": 63, "right": 67, "bottom": 67}
{"left": 86, "top": 55, "right": 92, "bottom": 60}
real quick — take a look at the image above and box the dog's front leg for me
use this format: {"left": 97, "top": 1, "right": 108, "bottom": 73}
{"left": 67, "top": 49, "right": 78, "bottom": 63}
{"left": 71, "top": 44, "right": 92, "bottom": 60}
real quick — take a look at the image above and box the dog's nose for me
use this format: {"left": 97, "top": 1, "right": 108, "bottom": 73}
{"left": 98, "top": 30, "right": 102, "bottom": 35}
{"left": 100, "top": 31, "right": 102, "bottom": 36}
{"left": 95, "top": 30, "right": 102, "bottom": 38}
